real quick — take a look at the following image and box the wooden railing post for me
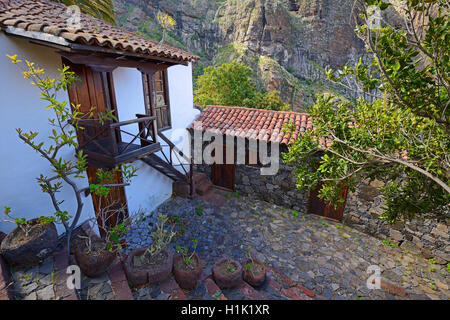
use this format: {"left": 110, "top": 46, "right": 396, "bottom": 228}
{"left": 189, "top": 162, "right": 194, "bottom": 199}
{"left": 109, "top": 125, "right": 119, "bottom": 155}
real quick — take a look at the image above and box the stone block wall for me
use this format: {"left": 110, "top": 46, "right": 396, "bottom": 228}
{"left": 235, "top": 164, "right": 309, "bottom": 212}
{"left": 344, "top": 180, "right": 450, "bottom": 264}
{"left": 195, "top": 163, "right": 309, "bottom": 213}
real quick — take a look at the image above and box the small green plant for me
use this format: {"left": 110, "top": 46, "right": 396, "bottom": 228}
{"left": 143, "top": 213, "right": 175, "bottom": 261}
{"left": 176, "top": 239, "right": 199, "bottom": 267}
{"left": 322, "top": 221, "right": 329, "bottom": 227}
{"left": 244, "top": 247, "right": 258, "bottom": 275}
{"left": 428, "top": 258, "right": 436, "bottom": 265}
{"left": 227, "top": 265, "right": 236, "bottom": 273}
{"left": 196, "top": 208, "right": 204, "bottom": 216}
{"left": 106, "top": 223, "right": 128, "bottom": 252}
{"left": 253, "top": 210, "right": 258, "bottom": 216}
{"left": 429, "top": 280, "right": 436, "bottom": 290}
{"left": 291, "top": 210, "right": 299, "bottom": 217}
{"left": 447, "top": 264, "right": 450, "bottom": 273}
{"left": 226, "top": 194, "right": 232, "bottom": 200}
{"left": 234, "top": 191, "right": 239, "bottom": 198}
{"left": 50, "top": 270, "right": 57, "bottom": 284}
{"left": 22, "top": 272, "right": 32, "bottom": 282}
{"left": 79, "top": 202, "right": 131, "bottom": 254}
{"left": 3, "top": 206, "right": 57, "bottom": 237}
{"left": 212, "top": 290, "right": 221, "bottom": 299}
{"left": 382, "top": 240, "right": 397, "bottom": 247}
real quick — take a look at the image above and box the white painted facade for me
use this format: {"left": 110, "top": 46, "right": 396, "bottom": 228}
{"left": 0, "top": 32, "right": 200, "bottom": 234}
{"left": 113, "top": 65, "right": 200, "bottom": 216}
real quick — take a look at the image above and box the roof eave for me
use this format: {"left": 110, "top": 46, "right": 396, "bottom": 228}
{"left": 3, "top": 26, "right": 195, "bottom": 66}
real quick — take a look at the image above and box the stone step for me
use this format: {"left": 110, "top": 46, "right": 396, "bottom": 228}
{"left": 200, "top": 187, "right": 228, "bottom": 206}
{"left": 172, "top": 181, "right": 191, "bottom": 198}
{"left": 192, "top": 172, "right": 208, "bottom": 185}
{"left": 195, "top": 180, "right": 213, "bottom": 196}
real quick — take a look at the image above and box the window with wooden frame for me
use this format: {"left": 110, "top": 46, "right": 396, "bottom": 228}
{"left": 142, "top": 70, "right": 172, "bottom": 131}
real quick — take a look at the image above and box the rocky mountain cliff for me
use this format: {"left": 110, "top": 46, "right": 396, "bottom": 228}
{"left": 113, "top": 0, "right": 367, "bottom": 111}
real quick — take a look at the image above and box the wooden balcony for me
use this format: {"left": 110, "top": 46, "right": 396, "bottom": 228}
{"left": 75, "top": 114, "right": 161, "bottom": 168}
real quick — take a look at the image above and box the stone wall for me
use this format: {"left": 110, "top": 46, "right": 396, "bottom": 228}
{"left": 195, "top": 163, "right": 309, "bottom": 213}
{"left": 344, "top": 180, "right": 450, "bottom": 265}
{"left": 235, "top": 164, "right": 309, "bottom": 212}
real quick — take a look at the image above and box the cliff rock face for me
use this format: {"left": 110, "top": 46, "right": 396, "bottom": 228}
{"left": 113, "top": 0, "right": 366, "bottom": 111}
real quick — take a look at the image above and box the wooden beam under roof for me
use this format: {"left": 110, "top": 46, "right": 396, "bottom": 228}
{"left": 57, "top": 51, "right": 173, "bottom": 71}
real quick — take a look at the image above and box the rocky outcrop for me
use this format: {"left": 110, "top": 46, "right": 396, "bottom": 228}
{"left": 113, "top": 0, "right": 366, "bottom": 111}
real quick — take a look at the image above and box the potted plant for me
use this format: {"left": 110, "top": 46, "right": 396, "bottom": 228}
{"left": 173, "top": 239, "right": 202, "bottom": 290}
{"left": 212, "top": 257, "right": 242, "bottom": 289}
{"left": 74, "top": 202, "right": 130, "bottom": 278}
{"left": 242, "top": 248, "right": 266, "bottom": 287}
{"left": 124, "top": 213, "right": 175, "bottom": 286}
{"left": 1, "top": 206, "right": 58, "bottom": 267}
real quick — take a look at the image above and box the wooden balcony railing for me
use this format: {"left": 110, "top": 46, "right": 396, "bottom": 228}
{"left": 157, "top": 130, "right": 194, "bottom": 199}
{"left": 75, "top": 115, "right": 161, "bottom": 167}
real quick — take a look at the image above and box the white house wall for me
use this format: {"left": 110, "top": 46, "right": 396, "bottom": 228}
{"left": 0, "top": 34, "right": 95, "bottom": 234}
{"left": 113, "top": 63, "right": 200, "bottom": 217}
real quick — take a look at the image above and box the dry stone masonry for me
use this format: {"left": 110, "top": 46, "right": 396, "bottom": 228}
{"left": 344, "top": 180, "right": 450, "bottom": 265}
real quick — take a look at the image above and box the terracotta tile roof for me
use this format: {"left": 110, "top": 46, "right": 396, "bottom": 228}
{"left": 0, "top": 0, "right": 199, "bottom": 63}
{"left": 189, "top": 105, "right": 327, "bottom": 146}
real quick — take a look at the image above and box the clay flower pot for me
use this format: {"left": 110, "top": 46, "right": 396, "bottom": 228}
{"left": 124, "top": 248, "right": 174, "bottom": 287}
{"left": 212, "top": 257, "right": 242, "bottom": 289}
{"left": 173, "top": 253, "right": 202, "bottom": 290}
{"left": 74, "top": 244, "right": 116, "bottom": 278}
{"left": 242, "top": 258, "right": 266, "bottom": 287}
{"left": 0, "top": 219, "right": 58, "bottom": 267}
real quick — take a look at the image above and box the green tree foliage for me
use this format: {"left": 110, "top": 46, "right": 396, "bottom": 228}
{"left": 53, "top": 0, "right": 116, "bottom": 25}
{"left": 194, "top": 61, "right": 290, "bottom": 111}
{"left": 283, "top": 0, "right": 449, "bottom": 223}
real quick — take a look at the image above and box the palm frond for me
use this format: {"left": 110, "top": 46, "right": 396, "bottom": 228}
{"left": 52, "top": 0, "right": 116, "bottom": 25}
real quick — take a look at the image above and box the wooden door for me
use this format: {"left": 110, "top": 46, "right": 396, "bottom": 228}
{"left": 307, "top": 183, "right": 349, "bottom": 222}
{"left": 211, "top": 163, "right": 236, "bottom": 191}
{"left": 210, "top": 144, "right": 235, "bottom": 191}
{"left": 63, "top": 58, "right": 128, "bottom": 233}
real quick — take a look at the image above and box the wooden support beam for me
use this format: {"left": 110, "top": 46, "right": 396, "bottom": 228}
{"left": 57, "top": 51, "right": 173, "bottom": 71}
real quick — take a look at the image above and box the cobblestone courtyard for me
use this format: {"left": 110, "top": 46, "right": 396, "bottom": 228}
{"left": 126, "top": 195, "right": 449, "bottom": 300}
{"left": 6, "top": 194, "right": 449, "bottom": 300}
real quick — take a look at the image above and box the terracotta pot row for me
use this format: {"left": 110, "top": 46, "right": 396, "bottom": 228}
{"left": 122, "top": 249, "right": 267, "bottom": 291}
{"left": 123, "top": 248, "right": 203, "bottom": 290}
{"left": 212, "top": 257, "right": 267, "bottom": 289}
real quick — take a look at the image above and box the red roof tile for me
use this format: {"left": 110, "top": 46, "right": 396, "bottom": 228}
{"left": 0, "top": 0, "right": 199, "bottom": 63}
{"left": 189, "top": 105, "right": 317, "bottom": 146}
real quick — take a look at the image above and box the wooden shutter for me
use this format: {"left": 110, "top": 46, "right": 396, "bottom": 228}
{"left": 63, "top": 58, "right": 128, "bottom": 234}
{"left": 142, "top": 70, "right": 171, "bottom": 131}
